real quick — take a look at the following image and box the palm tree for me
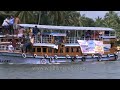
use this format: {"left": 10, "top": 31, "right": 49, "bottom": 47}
{"left": 66, "top": 11, "right": 81, "bottom": 26}
{"left": 95, "top": 16, "right": 104, "bottom": 27}
{"left": 58, "top": 11, "right": 81, "bottom": 26}
{"left": 13, "top": 11, "right": 35, "bottom": 24}
{"left": 102, "top": 11, "right": 120, "bottom": 37}
{"left": 103, "top": 11, "right": 119, "bottom": 28}
{"left": 46, "top": 11, "right": 66, "bottom": 25}
{"left": 0, "top": 11, "right": 7, "bottom": 15}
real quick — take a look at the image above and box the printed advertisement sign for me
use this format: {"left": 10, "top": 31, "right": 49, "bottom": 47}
{"left": 77, "top": 40, "right": 104, "bottom": 54}
{"left": 103, "top": 44, "right": 111, "bottom": 51}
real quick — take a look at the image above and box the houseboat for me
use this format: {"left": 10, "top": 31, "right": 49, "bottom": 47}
{"left": 0, "top": 24, "right": 118, "bottom": 64}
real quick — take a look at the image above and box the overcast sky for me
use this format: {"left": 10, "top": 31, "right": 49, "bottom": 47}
{"left": 80, "top": 11, "right": 120, "bottom": 20}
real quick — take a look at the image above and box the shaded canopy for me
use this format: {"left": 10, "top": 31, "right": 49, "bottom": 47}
{"left": 18, "top": 24, "right": 115, "bottom": 31}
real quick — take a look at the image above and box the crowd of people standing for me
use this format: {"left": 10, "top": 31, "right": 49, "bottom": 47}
{"left": 1, "top": 15, "right": 41, "bottom": 53}
{"left": 2, "top": 15, "right": 20, "bottom": 35}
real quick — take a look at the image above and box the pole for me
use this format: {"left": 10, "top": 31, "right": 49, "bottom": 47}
{"left": 38, "top": 11, "right": 41, "bottom": 25}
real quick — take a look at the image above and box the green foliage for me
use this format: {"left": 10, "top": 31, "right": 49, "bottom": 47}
{"left": 0, "top": 11, "right": 120, "bottom": 37}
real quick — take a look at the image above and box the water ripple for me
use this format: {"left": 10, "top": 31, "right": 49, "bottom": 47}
{"left": 0, "top": 60, "right": 120, "bottom": 79}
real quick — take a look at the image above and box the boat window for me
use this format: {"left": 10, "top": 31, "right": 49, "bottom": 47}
{"left": 32, "top": 48, "right": 35, "bottom": 52}
{"left": 60, "top": 48, "right": 63, "bottom": 53}
{"left": 71, "top": 48, "right": 74, "bottom": 52}
{"left": 48, "top": 48, "right": 52, "bottom": 53}
{"left": 37, "top": 48, "right": 41, "bottom": 52}
{"left": 76, "top": 48, "right": 79, "bottom": 52}
{"left": 43, "top": 48, "right": 47, "bottom": 52}
{"left": 110, "top": 31, "right": 115, "bottom": 36}
{"left": 54, "top": 49, "right": 58, "bottom": 53}
{"left": 111, "top": 42, "right": 114, "bottom": 47}
{"left": 105, "top": 31, "right": 109, "bottom": 36}
{"left": 66, "top": 48, "right": 69, "bottom": 52}
{"left": 71, "top": 48, "right": 77, "bottom": 52}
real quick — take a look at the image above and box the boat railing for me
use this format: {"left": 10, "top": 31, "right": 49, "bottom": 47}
{"left": 100, "top": 34, "right": 116, "bottom": 38}
{"left": 34, "top": 36, "right": 52, "bottom": 43}
{"left": 66, "top": 37, "right": 81, "bottom": 43}
{"left": 0, "top": 45, "right": 8, "bottom": 50}
{"left": 66, "top": 37, "right": 102, "bottom": 43}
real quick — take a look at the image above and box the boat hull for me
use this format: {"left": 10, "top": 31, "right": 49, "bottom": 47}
{"left": 0, "top": 52, "right": 118, "bottom": 64}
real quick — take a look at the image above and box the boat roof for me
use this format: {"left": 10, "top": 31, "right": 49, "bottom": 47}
{"left": 33, "top": 43, "right": 58, "bottom": 49}
{"left": 50, "top": 33, "right": 66, "bottom": 36}
{"left": 33, "top": 43, "right": 80, "bottom": 47}
{"left": 41, "top": 32, "right": 66, "bottom": 36}
{"left": 18, "top": 24, "right": 115, "bottom": 31}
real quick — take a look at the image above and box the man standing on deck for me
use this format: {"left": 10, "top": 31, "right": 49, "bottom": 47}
{"left": 13, "top": 16, "right": 20, "bottom": 35}
{"left": 33, "top": 26, "right": 39, "bottom": 36}
{"left": 9, "top": 16, "right": 14, "bottom": 35}
{"left": 23, "top": 35, "right": 32, "bottom": 53}
{"left": 18, "top": 26, "right": 25, "bottom": 38}
{"left": 2, "top": 17, "right": 10, "bottom": 35}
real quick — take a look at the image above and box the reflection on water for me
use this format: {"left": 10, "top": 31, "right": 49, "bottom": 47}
{"left": 1, "top": 60, "right": 120, "bottom": 79}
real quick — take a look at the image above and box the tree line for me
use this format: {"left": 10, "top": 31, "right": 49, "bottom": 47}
{"left": 0, "top": 11, "right": 120, "bottom": 37}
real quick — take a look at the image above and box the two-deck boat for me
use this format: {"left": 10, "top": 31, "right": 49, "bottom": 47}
{"left": 0, "top": 24, "right": 118, "bottom": 64}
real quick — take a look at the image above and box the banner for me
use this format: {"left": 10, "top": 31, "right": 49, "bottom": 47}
{"left": 103, "top": 44, "right": 111, "bottom": 51}
{"left": 77, "top": 40, "right": 104, "bottom": 54}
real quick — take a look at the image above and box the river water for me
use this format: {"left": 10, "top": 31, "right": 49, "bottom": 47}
{"left": 1, "top": 58, "right": 120, "bottom": 79}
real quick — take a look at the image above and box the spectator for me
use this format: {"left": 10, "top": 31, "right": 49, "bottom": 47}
{"left": 9, "top": 16, "right": 14, "bottom": 35}
{"left": 13, "top": 16, "right": 20, "bottom": 35}
{"left": 23, "top": 35, "right": 31, "bottom": 53}
{"left": 37, "top": 32, "right": 41, "bottom": 43}
{"left": 29, "top": 34, "right": 34, "bottom": 52}
{"left": 18, "top": 26, "right": 25, "bottom": 38}
{"left": 85, "top": 30, "right": 91, "bottom": 38}
{"left": 33, "top": 26, "right": 39, "bottom": 36}
{"left": 2, "top": 17, "right": 10, "bottom": 34}
{"left": 66, "top": 30, "right": 70, "bottom": 37}
{"left": 26, "top": 27, "right": 31, "bottom": 36}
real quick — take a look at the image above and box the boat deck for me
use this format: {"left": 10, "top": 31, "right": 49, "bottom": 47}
{"left": 0, "top": 50, "right": 21, "bottom": 53}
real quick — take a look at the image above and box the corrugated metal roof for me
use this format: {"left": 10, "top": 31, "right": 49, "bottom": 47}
{"left": 18, "top": 24, "right": 115, "bottom": 31}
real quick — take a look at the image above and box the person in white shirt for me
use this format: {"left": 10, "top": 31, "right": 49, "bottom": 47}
{"left": 2, "top": 17, "right": 10, "bottom": 35}
{"left": 2, "top": 17, "right": 10, "bottom": 26}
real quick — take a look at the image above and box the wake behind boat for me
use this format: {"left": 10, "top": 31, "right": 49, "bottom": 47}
{"left": 0, "top": 24, "right": 118, "bottom": 64}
